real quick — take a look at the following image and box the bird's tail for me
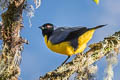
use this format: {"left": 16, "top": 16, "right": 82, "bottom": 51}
{"left": 91, "top": 24, "right": 107, "bottom": 29}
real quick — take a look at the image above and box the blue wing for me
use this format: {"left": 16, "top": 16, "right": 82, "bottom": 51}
{"left": 49, "top": 26, "right": 88, "bottom": 44}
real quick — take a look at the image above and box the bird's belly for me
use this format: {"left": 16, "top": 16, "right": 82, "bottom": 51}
{"left": 45, "top": 40, "right": 87, "bottom": 56}
{"left": 44, "top": 35, "right": 74, "bottom": 56}
{"left": 46, "top": 41, "right": 87, "bottom": 56}
{"left": 46, "top": 41, "right": 74, "bottom": 56}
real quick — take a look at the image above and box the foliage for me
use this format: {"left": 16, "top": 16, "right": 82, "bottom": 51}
{"left": 93, "top": 0, "right": 99, "bottom": 4}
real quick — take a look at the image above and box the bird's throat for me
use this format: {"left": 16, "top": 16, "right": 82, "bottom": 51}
{"left": 43, "top": 31, "right": 53, "bottom": 41}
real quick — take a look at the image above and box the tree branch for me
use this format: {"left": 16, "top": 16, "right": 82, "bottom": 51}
{"left": 0, "top": 0, "right": 26, "bottom": 80}
{"left": 40, "top": 31, "right": 120, "bottom": 80}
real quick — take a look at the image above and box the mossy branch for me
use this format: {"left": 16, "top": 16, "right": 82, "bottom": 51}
{"left": 0, "top": 0, "right": 26, "bottom": 80}
{"left": 40, "top": 31, "right": 120, "bottom": 80}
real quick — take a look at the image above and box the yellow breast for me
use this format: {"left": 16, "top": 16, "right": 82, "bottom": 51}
{"left": 44, "top": 35, "right": 74, "bottom": 56}
{"left": 44, "top": 29, "right": 95, "bottom": 56}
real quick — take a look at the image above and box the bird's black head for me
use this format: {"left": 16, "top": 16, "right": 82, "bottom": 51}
{"left": 39, "top": 23, "right": 54, "bottom": 37}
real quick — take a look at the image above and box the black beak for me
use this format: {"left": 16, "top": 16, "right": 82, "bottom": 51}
{"left": 38, "top": 26, "right": 42, "bottom": 29}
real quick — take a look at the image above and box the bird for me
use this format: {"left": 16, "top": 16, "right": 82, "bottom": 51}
{"left": 39, "top": 23, "right": 106, "bottom": 65}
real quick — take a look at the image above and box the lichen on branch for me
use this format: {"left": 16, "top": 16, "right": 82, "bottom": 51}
{"left": 0, "top": 0, "right": 26, "bottom": 80}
